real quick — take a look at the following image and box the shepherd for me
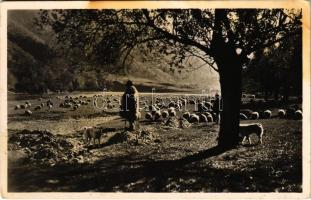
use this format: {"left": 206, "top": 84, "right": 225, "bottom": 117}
{"left": 120, "top": 80, "right": 140, "bottom": 131}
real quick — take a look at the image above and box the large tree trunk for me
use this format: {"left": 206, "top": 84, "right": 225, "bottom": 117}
{"left": 211, "top": 9, "right": 243, "bottom": 149}
{"left": 216, "top": 57, "right": 242, "bottom": 149}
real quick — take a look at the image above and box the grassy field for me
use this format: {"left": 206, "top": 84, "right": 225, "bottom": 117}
{"left": 7, "top": 92, "right": 302, "bottom": 192}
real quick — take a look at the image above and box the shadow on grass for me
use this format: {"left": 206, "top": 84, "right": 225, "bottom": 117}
{"left": 8, "top": 145, "right": 302, "bottom": 192}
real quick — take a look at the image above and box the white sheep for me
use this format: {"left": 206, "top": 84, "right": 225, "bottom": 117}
{"left": 25, "top": 110, "right": 32, "bottom": 116}
{"left": 183, "top": 112, "right": 191, "bottom": 120}
{"left": 278, "top": 109, "right": 286, "bottom": 118}
{"left": 251, "top": 112, "right": 259, "bottom": 120}
{"left": 206, "top": 114, "right": 213, "bottom": 122}
{"left": 239, "top": 123, "right": 264, "bottom": 144}
{"left": 199, "top": 114, "right": 208, "bottom": 122}
{"left": 263, "top": 110, "right": 272, "bottom": 119}
{"left": 168, "top": 107, "right": 176, "bottom": 116}
{"left": 14, "top": 105, "right": 21, "bottom": 110}
{"left": 294, "top": 110, "right": 302, "bottom": 120}
{"left": 189, "top": 114, "right": 199, "bottom": 123}
{"left": 34, "top": 105, "right": 42, "bottom": 110}
{"left": 169, "top": 109, "right": 176, "bottom": 117}
{"left": 154, "top": 111, "right": 162, "bottom": 121}
{"left": 48, "top": 104, "right": 53, "bottom": 109}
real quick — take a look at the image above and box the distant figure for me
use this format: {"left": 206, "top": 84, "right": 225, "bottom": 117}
{"left": 213, "top": 93, "right": 221, "bottom": 124}
{"left": 120, "top": 80, "right": 140, "bottom": 131}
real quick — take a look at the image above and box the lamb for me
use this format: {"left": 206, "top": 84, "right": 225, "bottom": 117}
{"left": 294, "top": 110, "right": 302, "bottom": 120}
{"left": 251, "top": 112, "right": 259, "bottom": 120}
{"left": 239, "top": 123, "right": 264, "bottom": 144}
{"left": 262, "top": 110, "right": 272, "bottom": 119}
{"left": 189, "top": 114, "right": 199, "bottom": 123}
{"left": 83, "top": 126, "right": 101, "bottom": 146}
{"left": 278, "top": 109, "right": 286, "bottom": 118}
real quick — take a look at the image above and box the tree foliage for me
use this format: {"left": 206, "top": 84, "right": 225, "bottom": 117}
{"left": 37, "top": 9, "right": 302, "bottom": 73}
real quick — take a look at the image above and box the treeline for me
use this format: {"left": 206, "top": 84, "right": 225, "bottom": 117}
{"left": 242, "top": 34, "right": 302, "bottom": 102}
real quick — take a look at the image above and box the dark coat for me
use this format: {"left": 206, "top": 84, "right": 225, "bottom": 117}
{"left": 120, "top": 86, "right": 140, "bottom": 122}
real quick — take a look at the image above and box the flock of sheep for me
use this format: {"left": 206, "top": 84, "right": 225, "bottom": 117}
{"left": 14, "top": 95, "right": 93, "bottom": 115}
{"left": 140, "top": 95, "right": 302, "bottom": 125}
{"left": 141, "top": 96, "right": 216, "bottom": 124}
{"left": 13, "top": 93, "right": 303, "bottom": 123}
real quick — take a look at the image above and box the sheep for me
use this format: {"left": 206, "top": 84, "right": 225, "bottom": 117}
{"left": 242, "top": 94, "right": 247, "bottom": 98}
{"left": 169, "top": 109, "right": 176, "bottom": 117}
{"left": 154, "top": 111, "right": 162, "bottom": 121}
{"left": 183, "top": 112, "right": 191, "bottom": 120}
{"left": 240, "top": 113, "right": 248, "bottom": 120}
{"left": 25, "top": 102, "right": 31, "bottom": 107}
{"left": 47, "top": 100, "right": 53, "bottom": 106}
{"left": 240, "top": 109, "right": 253, "bottom": 118}
{"left": 14, "top": 105, "right": 21, "bottom": 110}
{"left": 204, "top": 102, "right": 213, "bottom": 110}
{"left": 189, "top": 99, "right": 196, "bottom": 105}
{"left": 34, "top": 105, "right": 42, "bottom": 110}
{"left": 189, "top": 114, "right": 200, "bottom": 123}
{"left": 168, "top": 107, "right": 176, "bottom": 116}
{"left": 278, "top": 109, "right": 286, "bottom": 118}
{"left": 198, "top": 103, "right": 208, "bottom": 112}
{"left": 64, "top": 102, "right": 72, "bottom": 108}
{"left": 83, "top": 126, "right": 101, "bottom": 146}
{"left": 239, "top": 123, "right": 264, "bottom": 144}
{"left": 262, "top": 110, "right": 272, "bottom": 119}
{"left": 168, "top": 101, "right": 176, "bottom": 108}
{"left": 206, "top": 114, "right": 213, "bottom": 122}
{"left": 24, "top": 110, "right": 32, "bottom": 116}
{"left": 145, "top": 112, "right": 153, "bottom": 120}
{"left": 48, "top": 104, "right": 53, "bottom": 109}
{"left": 199, "top": 114, "right": 208, "bottom": 122}
{"left": 40, "top": 102, "right": 45, "bottom": 107}
{"left": 249, "top": 95, "right": 256, "bottom": 99}
{"left": 251, "top": 112, "right": 259, "bottom": 120}
{"left": 294, "top": 110, "right": 302, "bottom": 120}
{"left": 161, "top": 111, "right": 169, "bottom": 118}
